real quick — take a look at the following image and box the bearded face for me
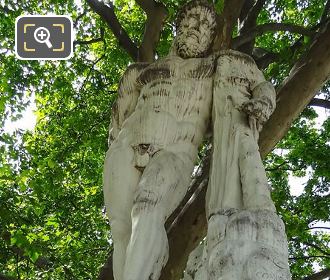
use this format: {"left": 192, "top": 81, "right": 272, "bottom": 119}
{"left": 176, "top": 6, "right": 216, "bottom": 58}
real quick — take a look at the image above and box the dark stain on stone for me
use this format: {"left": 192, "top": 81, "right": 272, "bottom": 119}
{"left": 138, "top": 67, "right": 171, "bottom": 85}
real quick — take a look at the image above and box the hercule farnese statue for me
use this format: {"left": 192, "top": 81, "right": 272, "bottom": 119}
{"left": 104, "top": 1, "right": 291, "bottom": 280}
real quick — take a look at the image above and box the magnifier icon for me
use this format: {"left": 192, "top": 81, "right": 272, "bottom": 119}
{"left": 34, "top": 27, "right": 53, "bottom": 48}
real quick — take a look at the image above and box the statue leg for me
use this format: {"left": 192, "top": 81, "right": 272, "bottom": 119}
{"left": 103, "top": 142, "right": 141, "bottom": 280}
{"left": 123, "top": 149, "right": 194, "bottom": 280}
{"left": 238, "top": 129, "right": 276, "bottom": 211}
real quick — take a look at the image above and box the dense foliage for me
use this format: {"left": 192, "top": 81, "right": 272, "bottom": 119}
{"left": 0, "top": 0, "right": 329, "bottom": 279}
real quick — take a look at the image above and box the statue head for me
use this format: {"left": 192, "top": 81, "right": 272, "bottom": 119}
{"left": 175, "top": 0, "right": 217, "bottom": 58}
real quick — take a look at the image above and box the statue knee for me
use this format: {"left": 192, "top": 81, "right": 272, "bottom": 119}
{"left": 110, "top": 219, "right": 131, "bottom": 240}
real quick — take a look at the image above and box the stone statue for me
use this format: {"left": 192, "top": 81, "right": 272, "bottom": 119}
{"left": 104, "top": 0, "right": 292, "bottom": 279}
{"left": 103, "top": 1, "right": 218, "bottom": 279}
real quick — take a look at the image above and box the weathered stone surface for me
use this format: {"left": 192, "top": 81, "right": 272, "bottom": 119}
{"left": 103, "top": 1, "right": 218, "bottom": 280}
{"left": 182, "top": 242, "right": 207, "bottom": 280}
{"left": 207, "top": 210, "right": 291, "bottom": 280}
{"left": 181, "top": 39, "right": 290, "bottom": 280}
{"left": 104, "top": 1, "right": 292, "bottom": 280}
{"left": 183, "top": 210, "right": 291, "bottom": 280}
{"left": 207, "top": 50, "right": 276, "bottom": 217}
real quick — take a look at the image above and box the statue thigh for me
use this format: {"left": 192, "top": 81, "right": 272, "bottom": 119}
{"left": 133, "top": 147, "right": 195, "bottom": 219}
{"left": 103, "top": 141, "right": 141, "bottom": 233}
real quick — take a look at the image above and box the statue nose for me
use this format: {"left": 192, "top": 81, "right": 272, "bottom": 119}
{"left": 188, "top": 19, "right": 199, "bottom": 28}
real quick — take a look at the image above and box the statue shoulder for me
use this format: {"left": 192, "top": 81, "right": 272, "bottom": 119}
{"left": 136, "top": 57, "right": 173, "bottom": 85}
{"left": 213, "top": 49, "right": 265, "bottom": 86}
{"left": 213, "top": 49, "right": 257, "bottom": 66}
{"left": 120, "top": 62, "right": 150, "bottom": 85}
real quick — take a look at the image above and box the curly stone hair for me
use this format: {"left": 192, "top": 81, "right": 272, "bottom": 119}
{"left": 176, "top": 0, "right": 217, "bottom": 32}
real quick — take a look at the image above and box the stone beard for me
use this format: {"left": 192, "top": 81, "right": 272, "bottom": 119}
{"left": 175, "top": 4, "right": 216, "bottom": 59}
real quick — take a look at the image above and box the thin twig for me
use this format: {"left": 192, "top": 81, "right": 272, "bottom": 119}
{"left": 79, "top": 54, "right": 106, "bottom": 93}
{"left": 74, "top": 10, "right": 87, "bottom": 27}
{"left": 74, "top": 37, "right": 103, "bottom": 47}
{"left": 303, "top": 241, "right": 330, "bottom": 257}
{"left": 307, "top": 227, "right": 330, "bottom": 231}
{"left": 308, "top": 98, "right": 330, "bottom": 109}
{"left": 289, "top": 255, "right": 330, "bottom": 260}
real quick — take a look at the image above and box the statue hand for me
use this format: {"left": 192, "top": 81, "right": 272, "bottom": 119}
{"left": 242, "top": 99, "right": 268, "bottom": 127}
{"left": 242, "top": 99, "right": 269, "bottom": 141}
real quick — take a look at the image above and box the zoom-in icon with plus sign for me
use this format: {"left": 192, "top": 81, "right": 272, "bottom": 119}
{"left": 15, "top": 15, "right": 73, "bottom": 60}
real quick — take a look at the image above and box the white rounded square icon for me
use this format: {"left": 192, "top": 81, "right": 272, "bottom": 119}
{"left": 15, "top": 15, "right": 73, "bottom": 60}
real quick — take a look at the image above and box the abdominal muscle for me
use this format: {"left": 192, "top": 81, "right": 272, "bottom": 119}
{"left": 118, "top": 107, "right": 203, "bottom": 148}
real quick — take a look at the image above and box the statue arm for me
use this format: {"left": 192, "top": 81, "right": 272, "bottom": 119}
{"left": 108, "top": 63, "right": 149, "bottom": 146}
{"left": 242, "top": 68, "right": 276, "bottom": 132}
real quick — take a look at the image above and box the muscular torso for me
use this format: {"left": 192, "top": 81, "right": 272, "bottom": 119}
{"left": 117, "top": 55, "right": 215, "bottom": 150}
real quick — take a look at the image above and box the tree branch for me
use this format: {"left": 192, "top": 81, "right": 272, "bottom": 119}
{"left": 233, "top": 23, "right": 314, "bottom": 49}
{"left": 238, "top": 0, "right": 267, "bottom": 54}
{"left": 86, "top": 0, "right": 138, "bottom": 61}
{"left": 321, "top": 0, "right": 330, "bottom": 25}
{"left": 74, "top": 28, "right": 104, "bottom": 49}
{"left": 74, "top": 10, "right": 87, "bottom": 27}
{"left": 238, "top": 0, "right": 255, "bottom": 24}
{"left": 289, "top": 256, "right": 330, "bottom": 260}
{"left": 74, "top": 37, "right": 103, "bottom": 46}
{"left": 136, "top": 0, "right": 168, "bottom": 62}
{"left": 302, "top": 268, "right": 330, "bottom": 280}
{"left": 265, "top": 160, "right": 289, "bottom": 171}
{"left": 238, "top": 0, "right": 255, "bottom": 23}
{"left": 308, "top": 98, "right": 330, "bottom": 109}
{"left": 303, "top": 241, "right": 330, "bottom": 256}
{"left": 292, "top": 237, "right": 330, "bottom": 257}
{"left": 242, "top": 0, "right": 266, "bottom": 27}
{"left": 0, "top": 6, "right": 11, "bottom": 14}
{"left": 212, "top": 0, "right": 245, "bottom": 50}
{"left": 79, "top": 54, "right": 105, "bottom": 94}
{"left": 256, "top": 52, "right": 280, "bottom": 69}
{"left": 253, "top": 23, "right": 317, "bottom": 69}
{"left": 259, "top": 21, "right": 330, "bottom": 154}
{"left": 308, "top": 227, "right": 330, "bottom": 231}
{"left": 253, "top": 48, "right": 280, "bottom": 69}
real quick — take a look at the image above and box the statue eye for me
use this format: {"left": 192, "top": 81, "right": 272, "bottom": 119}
{"left": 201, "top": 19, "right": 209, "bottom": 26}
